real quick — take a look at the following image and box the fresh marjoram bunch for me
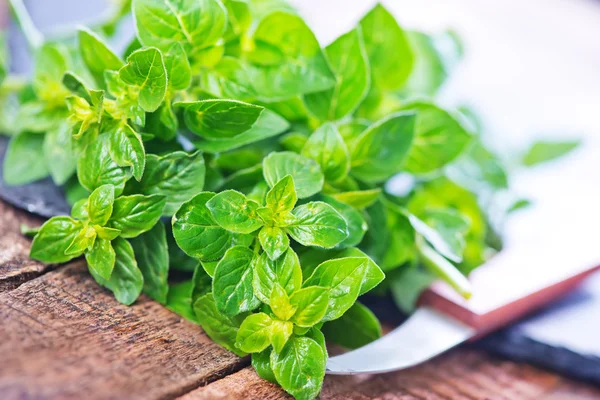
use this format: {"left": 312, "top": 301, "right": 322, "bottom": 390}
{"left": 3, "top": 1, "right": 537, "bottom": 399}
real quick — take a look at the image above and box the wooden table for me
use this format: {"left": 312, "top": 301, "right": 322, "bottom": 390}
{"left": 1, "top": 199, "right": 599, "bottom": 400}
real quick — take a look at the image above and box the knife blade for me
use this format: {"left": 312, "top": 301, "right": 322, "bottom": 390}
{"left": 327, "top": 238, "right": 600, "bottom": 374}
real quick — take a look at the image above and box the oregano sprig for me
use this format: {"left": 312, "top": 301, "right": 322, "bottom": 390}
{"left": 1, "top": 1, "right": 576, "bottom": 399}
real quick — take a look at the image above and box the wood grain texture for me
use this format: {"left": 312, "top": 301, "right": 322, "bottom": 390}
{"left": 0, "top": 200, "right": 48, "bottom": 292}
{"left": 182, "top": 350, "right": 600, "bottom": 400}
{"left": 0, "top": 261, "right": 247, "bottom": 400}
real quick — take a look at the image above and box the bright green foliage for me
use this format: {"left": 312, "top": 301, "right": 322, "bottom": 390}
{"left": 402, "top": 102, "right": 472, "bottom": 174}
{"left": 521, "top": 139, "right": 580, "bottom": 166}
{"left": 301, "top": 123, "right": 350, "bottom": 183}
{"left": 130, "top": 221, "right": 169, "bottom": 304}
{"left": 78, "top": 27, "right": 123, "bottom": 88}
{"left": 350, "top": 111, "right": 417, "bottom": 182}
{"left": 31, "top": 184, "right": 163, "bottom": 302}
{"left": 133, "top": 0, "right": 227, "bottom": 55}
{"left": 212, "top": 246, "right": 260, "bottom": 315}
{"left": 263, "top": 152, "right": 324, "bottom": 198}
{"left": 177, "top": 99, "right": 264, "bottom": 139}
{"left": 271, "top": 336, "right": 326, "bottom": 400}
{"left": 13, "top": 1, "right": 533, "bottom": 399}
{"left": 119, "top": 47, "right": 167, "bottom": 112}
{"left": 304, "top": 28, "right": 370, "bottom": 121}
{"left": 252, "top": 249, "right": 302, "bottom": 304}
{"left": 321, "top": 301, "right": 382, "bottom": 349}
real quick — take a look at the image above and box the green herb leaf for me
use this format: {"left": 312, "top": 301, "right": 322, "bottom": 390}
{"left": 421, "top": 209, "right": 471, "bottom": 263}
{"left": 236, "top": 312, "right": 274, "bottom": 353}
{"left": 321, "top": 195, "right": 367, "bottom": 249}
{"left": 89, "top": 237, "right": 144, "bottom": 305}
{"left": 166, "top": 280, "right": 196, "bottom": 322}
{"left": 44, "top": 123, "right": 77, "bottom": 185}
{"left": 212, "top": 246, "right": 260, "bottom": 316}
{"left": 78, "top": 27, "right": 123, "bottom": 88}
{"left": 191, "top": 109, "right": 290, "bottom": 153}
{"left": 252, "top": 249, "right": 302, "bottom": 304}
{"left": 30, "top": 217, "right": 83, "bottom": 263}
{"left": 191, "top": 262, "right": 212, "bottom": 305}
{"left": 33, "top": 43, "right": 70, "bottom": 105}
{"left": 107, "top": 123, "right": 146, "bottom": 181}
{"left": 402, "top": 102, "right": 471, "bottom": 174}
{"left": 108, "top": 194, "right": 166, "bottom": 238}
{"left": 270, "top": 319, "right": 294, "bottom": 353}
{"left": 263, "top": 152, "right": 324, "bottom": 199}
{"left": 163, "top": 43, "right": 191, "bottom": 91}
{"left": 133, "top": 0, "right": 227, "bottom": 54}
{"left": 350, "top": 112, "right": 416, "bottom": 183}
{"left": 321, "top": 301, "right": 382, "bottom": 349}
{"left": 246, "top": 12, "right": 336, "bottom": 101}
{"left": 330, "top": 188, "right": 381, "bottom": 209}
{"left": 3, "top": 132, "right": 49, "bottom": 185}
{"left": 177, "top": 99, "right": 264, "bottom": 139}
{"left": 286, "top": 202, "right": 348, "bottom": 248}
{"left": 194, "top": 292, "right": 247, "bottom": 356}
{"left": 87, "top": 184, "right": 115, "bottom": 226}
{"left": 172, "top": 192, "right": 233, "bottom": 262}
{"left": 380, "top": 204, "right": 416, "bottom": 271}
{"left": 130, "top": 221, "right": 169, "bottom": 304}
{"left": 65, "top": 225, "right": 96, "bottom": 256}
{"left": 252, "top": 349, "right": 277, "bottom": 383}
{"left": 85, "top": 237, "right": 116, "bottom": 281}
{"left": 206, "top": 190, "right": 263, "bottom": 234}
{"left": 118, "top": 47, "right": 167, "bottom": 112}
{"left": 389, "top": 267, "right": 435, "bottom": 313}
{"left": 258, "top": 226, "right": 290, "bottom": 261}
{"left": 305, "top": 256, "right": 379, "bottom": 321}
{"left": 522, "top": 139, "right": 580, "bottom": 166}
{"left": 146, "top": 100, "right": 178, "bottom": 141}
{"left": 77, "top": 136, "right": 129, "bottom": 195}
{"left": 127, "top": 151, "right": 205, "bottom": 216}
{"left": 418, "top": 241, "right": 472, "bottom": 299}
{"left": 360, "top": 4, "right": 413, "bottom": 92}
{"left": 289, "top": 286, "right": 329, "bottom": 328}
{"left": 399, "top": 30, "right": 458, "bottom": 98}
{"left": 304, "top": 27, "right": 370, "bottom": 121}
{"left": 270, "top": 283, "right": 297, "bottom": 321}
{"left": 301, "top": 123, "right": 350, "bottom": 183}
{"left": 265, "top": 175, "right": 297, "bottom": 215}
{"left": 270, "top": 335, "right": 326, "bottom": 400}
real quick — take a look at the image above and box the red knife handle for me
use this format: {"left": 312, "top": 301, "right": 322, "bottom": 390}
{"left": 418, "top": 244, "right": 600, "bottom": 338}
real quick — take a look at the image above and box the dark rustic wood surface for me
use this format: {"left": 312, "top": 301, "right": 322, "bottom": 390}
{"left": 1, "top": 198, "right": 599, "bottom": 400}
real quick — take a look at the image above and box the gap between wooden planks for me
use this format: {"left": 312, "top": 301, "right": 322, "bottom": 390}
{"left": 1, "top": 199, "right": 600, "bottom": 400}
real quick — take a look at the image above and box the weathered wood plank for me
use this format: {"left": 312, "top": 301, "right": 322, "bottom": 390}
{"left": 178, "top": 368, "right": 286, "bottom": 400}
{"left": 181, "top": 350, "right": 600, "bottom": 400}
{"left": 0, "top": 261, "right": 247, "bottom": 400}
{"left": 0, "top": 200, "right": 47, "bottom": 292}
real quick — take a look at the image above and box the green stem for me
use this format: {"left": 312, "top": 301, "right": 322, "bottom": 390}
{"left": 417, "top": 239, "right": 472, "bottom": 299}
{"left": 9, "top": 0, "right": 43, "bottom": 49}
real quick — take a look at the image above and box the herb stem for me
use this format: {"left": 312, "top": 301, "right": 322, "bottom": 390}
{"left": 417, "top": 239, "right": 472, "bottom": 299}
{"left": 9, "top": 0, "right": 43, "bottom": 50}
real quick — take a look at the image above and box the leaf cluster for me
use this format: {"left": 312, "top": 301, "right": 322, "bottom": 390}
{"left": 1, "top": 1, "right": 578, "bottom": 399}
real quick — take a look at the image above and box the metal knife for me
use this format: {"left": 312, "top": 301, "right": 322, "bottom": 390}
{"left": 327, "top": 239, "right": 600, "bottom": 374}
